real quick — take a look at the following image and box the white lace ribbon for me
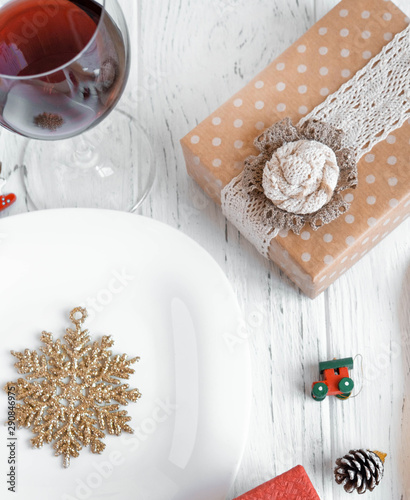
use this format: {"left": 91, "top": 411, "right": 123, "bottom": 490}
{"left": 222, "top": 25, "right": 410, "bottom": 257}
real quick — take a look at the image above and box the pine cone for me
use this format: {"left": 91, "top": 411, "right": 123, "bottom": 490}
{"left": 334, "top": 449, "right": 386, "bottom": 494}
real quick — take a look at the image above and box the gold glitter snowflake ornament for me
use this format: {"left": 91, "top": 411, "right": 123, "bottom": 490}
{"left": 4, "top": 307, "right": 141, "bottom": 468}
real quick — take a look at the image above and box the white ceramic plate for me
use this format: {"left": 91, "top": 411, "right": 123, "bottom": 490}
{"left": 0, "top": 209, "right": 251, "bottom": 500}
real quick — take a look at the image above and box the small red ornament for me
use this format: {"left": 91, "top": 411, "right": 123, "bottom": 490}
{"left": 234, "top": 465, "right": 320, "bottom": 500}
{"left": 0, "top": 193, "right": 16, "bottom": 212}
{"left": 0, "top": 163, "right": 16, "bottom": 212}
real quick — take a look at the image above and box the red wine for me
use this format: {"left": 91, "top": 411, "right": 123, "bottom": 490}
{"left": 0, "top": 0, "right": 129, "bottom": 139}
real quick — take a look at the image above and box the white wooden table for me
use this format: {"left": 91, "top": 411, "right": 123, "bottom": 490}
{"left": 1, "top": 1, "right": 409, "bottom": 499}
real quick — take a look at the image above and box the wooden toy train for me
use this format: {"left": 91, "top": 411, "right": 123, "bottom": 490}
{"left": 311, "top": 357, "right": 354, "bottom": 401}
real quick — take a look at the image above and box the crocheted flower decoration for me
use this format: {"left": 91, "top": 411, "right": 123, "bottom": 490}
{"left": 263, "top": 139, "right": 340, "bottom": 214}
{"left": 242, "top": 117, "right": 358, "bottom": 234}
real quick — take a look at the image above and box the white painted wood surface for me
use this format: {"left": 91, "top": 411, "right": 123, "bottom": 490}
{"left": 0, "top": 0, "right": 409, "bottom": 499}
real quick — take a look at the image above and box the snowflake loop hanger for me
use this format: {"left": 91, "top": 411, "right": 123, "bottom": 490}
{"left": 4, "top": 307, "right": 141, "bottom": 468}
{"left": 70, "top": 306, "right": 88, "bottom": 327}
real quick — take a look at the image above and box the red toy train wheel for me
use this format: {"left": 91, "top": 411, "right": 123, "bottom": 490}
{"left": 311, "top": 382, "right": 328, "bottom": 401}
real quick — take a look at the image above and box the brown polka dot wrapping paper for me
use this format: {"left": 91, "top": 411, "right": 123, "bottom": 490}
{"left": 181, "top": 0, "right": 410, "bottom": 298}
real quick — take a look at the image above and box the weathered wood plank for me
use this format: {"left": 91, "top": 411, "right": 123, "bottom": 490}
{"left": 0, "top": 1, "right": 408, "bottom": 499}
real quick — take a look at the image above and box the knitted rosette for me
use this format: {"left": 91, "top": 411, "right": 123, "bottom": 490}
{"left": 242, "top": 117, "right": 358, "bottom": 234}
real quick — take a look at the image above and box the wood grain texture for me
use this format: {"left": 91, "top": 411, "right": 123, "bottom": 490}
{"left": 0, "top": 0, "right": 409, "bottom": 499}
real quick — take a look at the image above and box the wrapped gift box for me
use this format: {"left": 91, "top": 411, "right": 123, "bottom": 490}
{"left": 181, "top": 0, "right": 410, "bottom": 298}
{"left": 233, "top": 465, "right": 320, "bottom": 499}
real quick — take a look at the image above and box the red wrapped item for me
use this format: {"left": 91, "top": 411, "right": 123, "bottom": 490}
{"left": 234, "top": 465, "right": 320, "bottom": 500}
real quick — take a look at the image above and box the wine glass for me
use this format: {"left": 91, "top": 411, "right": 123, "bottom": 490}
{"left": 0, "top": 0, "right": 155, "bottom": 211}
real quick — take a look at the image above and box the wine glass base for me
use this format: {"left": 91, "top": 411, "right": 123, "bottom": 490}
{"left": 23, "top": 110, "right": 155, "bottom": 212}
